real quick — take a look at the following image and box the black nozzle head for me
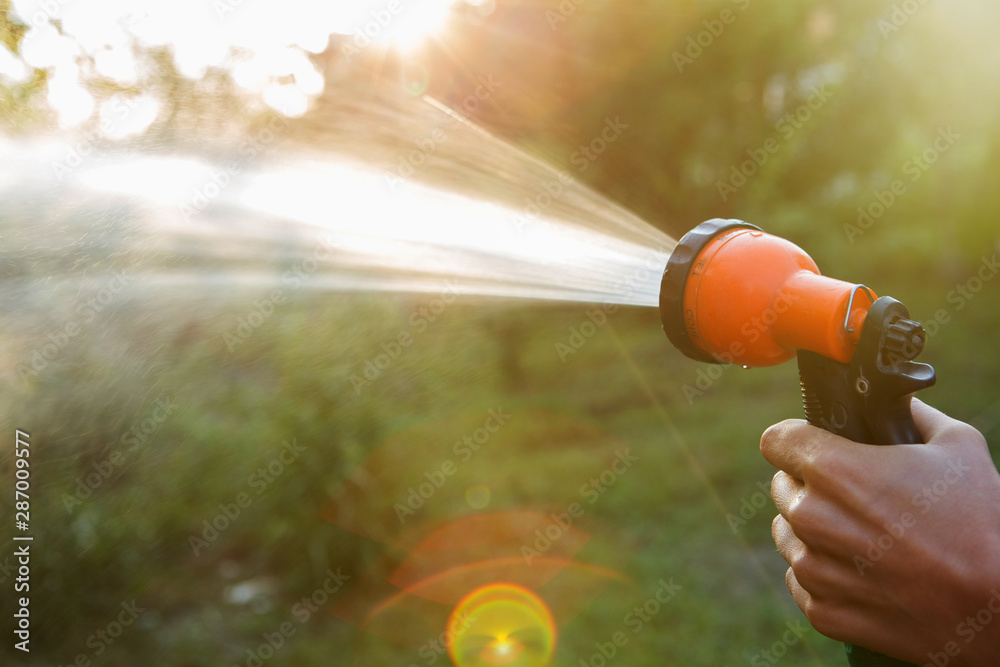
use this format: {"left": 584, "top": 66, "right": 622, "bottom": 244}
{"left": 659, "top": 218, "right": 761, "bottom": 363}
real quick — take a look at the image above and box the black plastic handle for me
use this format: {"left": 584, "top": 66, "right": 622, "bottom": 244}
{"left": 795, "top": 297, "right": 936, "bottom": 667}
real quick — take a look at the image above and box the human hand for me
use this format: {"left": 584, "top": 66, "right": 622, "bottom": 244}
{"left": 761, "top": 398, "right": 1000, "bottom": 666}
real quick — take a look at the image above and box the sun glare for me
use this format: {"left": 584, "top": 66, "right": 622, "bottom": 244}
{"left": 332, "top": 0, "right": 457, "bottom": 53}
{"left": 9, "top": 0, "right": 457, "bottom": 130}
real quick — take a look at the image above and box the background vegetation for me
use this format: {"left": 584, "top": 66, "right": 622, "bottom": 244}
{"left": 1, "top": 0, "right": 998, "bottom": 665}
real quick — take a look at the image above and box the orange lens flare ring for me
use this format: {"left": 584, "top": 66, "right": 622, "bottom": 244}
{"left": 447, "top": 583, "right": 557, "bottom": 667}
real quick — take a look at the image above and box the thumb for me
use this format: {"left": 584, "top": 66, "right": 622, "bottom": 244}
{"left": 910, "top": 397, "right": 987, "bottom": 449}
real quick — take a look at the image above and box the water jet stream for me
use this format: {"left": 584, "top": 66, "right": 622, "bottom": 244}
{"left": 1, "top": 94, "right": 675, "bottom": 308}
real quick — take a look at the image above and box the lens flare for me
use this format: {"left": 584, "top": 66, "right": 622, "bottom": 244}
{"left": 464, "top": 485, "right": 491, "bottom": 509}
{"left": 447, "top": 583, "right": 556, "bottom": 667}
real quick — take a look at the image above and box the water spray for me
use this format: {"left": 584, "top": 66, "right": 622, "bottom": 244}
{"left": 659, "top": 219, "right": 935, "bottom": 667}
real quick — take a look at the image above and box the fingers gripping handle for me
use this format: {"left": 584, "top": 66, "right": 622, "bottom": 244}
{"left": 796, "top": 350, "right": 923, "bottom": 667}
{"left": 796, "top": 297, "right": 936, "bottom": 667}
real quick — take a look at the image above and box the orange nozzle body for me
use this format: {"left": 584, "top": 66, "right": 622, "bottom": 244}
{"left": 660, "top": 220, "right": 874, "bottom": 367}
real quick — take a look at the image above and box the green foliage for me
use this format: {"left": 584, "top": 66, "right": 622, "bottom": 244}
{"left": 2, "top": 1, "right": 999, "bottom": 665}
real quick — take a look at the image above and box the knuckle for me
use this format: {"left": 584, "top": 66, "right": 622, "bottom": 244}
{"left": 784, "top": 496, "right": 811, "bottom": 526}
{"left": 770, "top": 471, "right": 790, "bottom": 502}
{"left": 771, "top": 513, "right": 784, "bottom": 538}
{"left": 803, "top": 445, "right": 847, "bottom": 487}
{"left": 770, "top": 470, "right": 781, "bottom": 494}
{"left": 789, "top": 548, "right": 821, "bottom": 587}
{"left": 952, "top": 422, "right": 988, "bottom": 449}
{"left": 929, "top": 415, "right": 987, "bottom": 450}
{"left": 788, "top": 545, "right": 808, "bottom": 570}
{"left": 800, "top": 595, "right": 824, "bottom": 626}
{"left": 801, "top": 598, "right": 838, "bottom": 638}
{"left": 783, "top": 498, "right": 832, "bottom": 548}
{"left": 760, "top": 419, "right": 799, "bottom": 451}
{"left": 788, "top": 547, "right": 829, "bottom": 597}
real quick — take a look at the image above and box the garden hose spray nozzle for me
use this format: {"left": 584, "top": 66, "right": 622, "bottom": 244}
{"left": 659, "top": 219, "right": 936, "bottom": 667}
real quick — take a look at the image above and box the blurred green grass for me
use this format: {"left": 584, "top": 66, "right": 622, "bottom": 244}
{"left": 3, "top": 0, "right": 1000, "bottom": 664}
{"left": 3, "top": 282, "right": 996, "bottom": 665}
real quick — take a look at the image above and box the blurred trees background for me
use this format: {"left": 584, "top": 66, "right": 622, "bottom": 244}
{"left": 396, "top": 0, "right": 1000, "bottom": 424}
{"left": 411, "top": 0, "right": 1000, "bottom": 267}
